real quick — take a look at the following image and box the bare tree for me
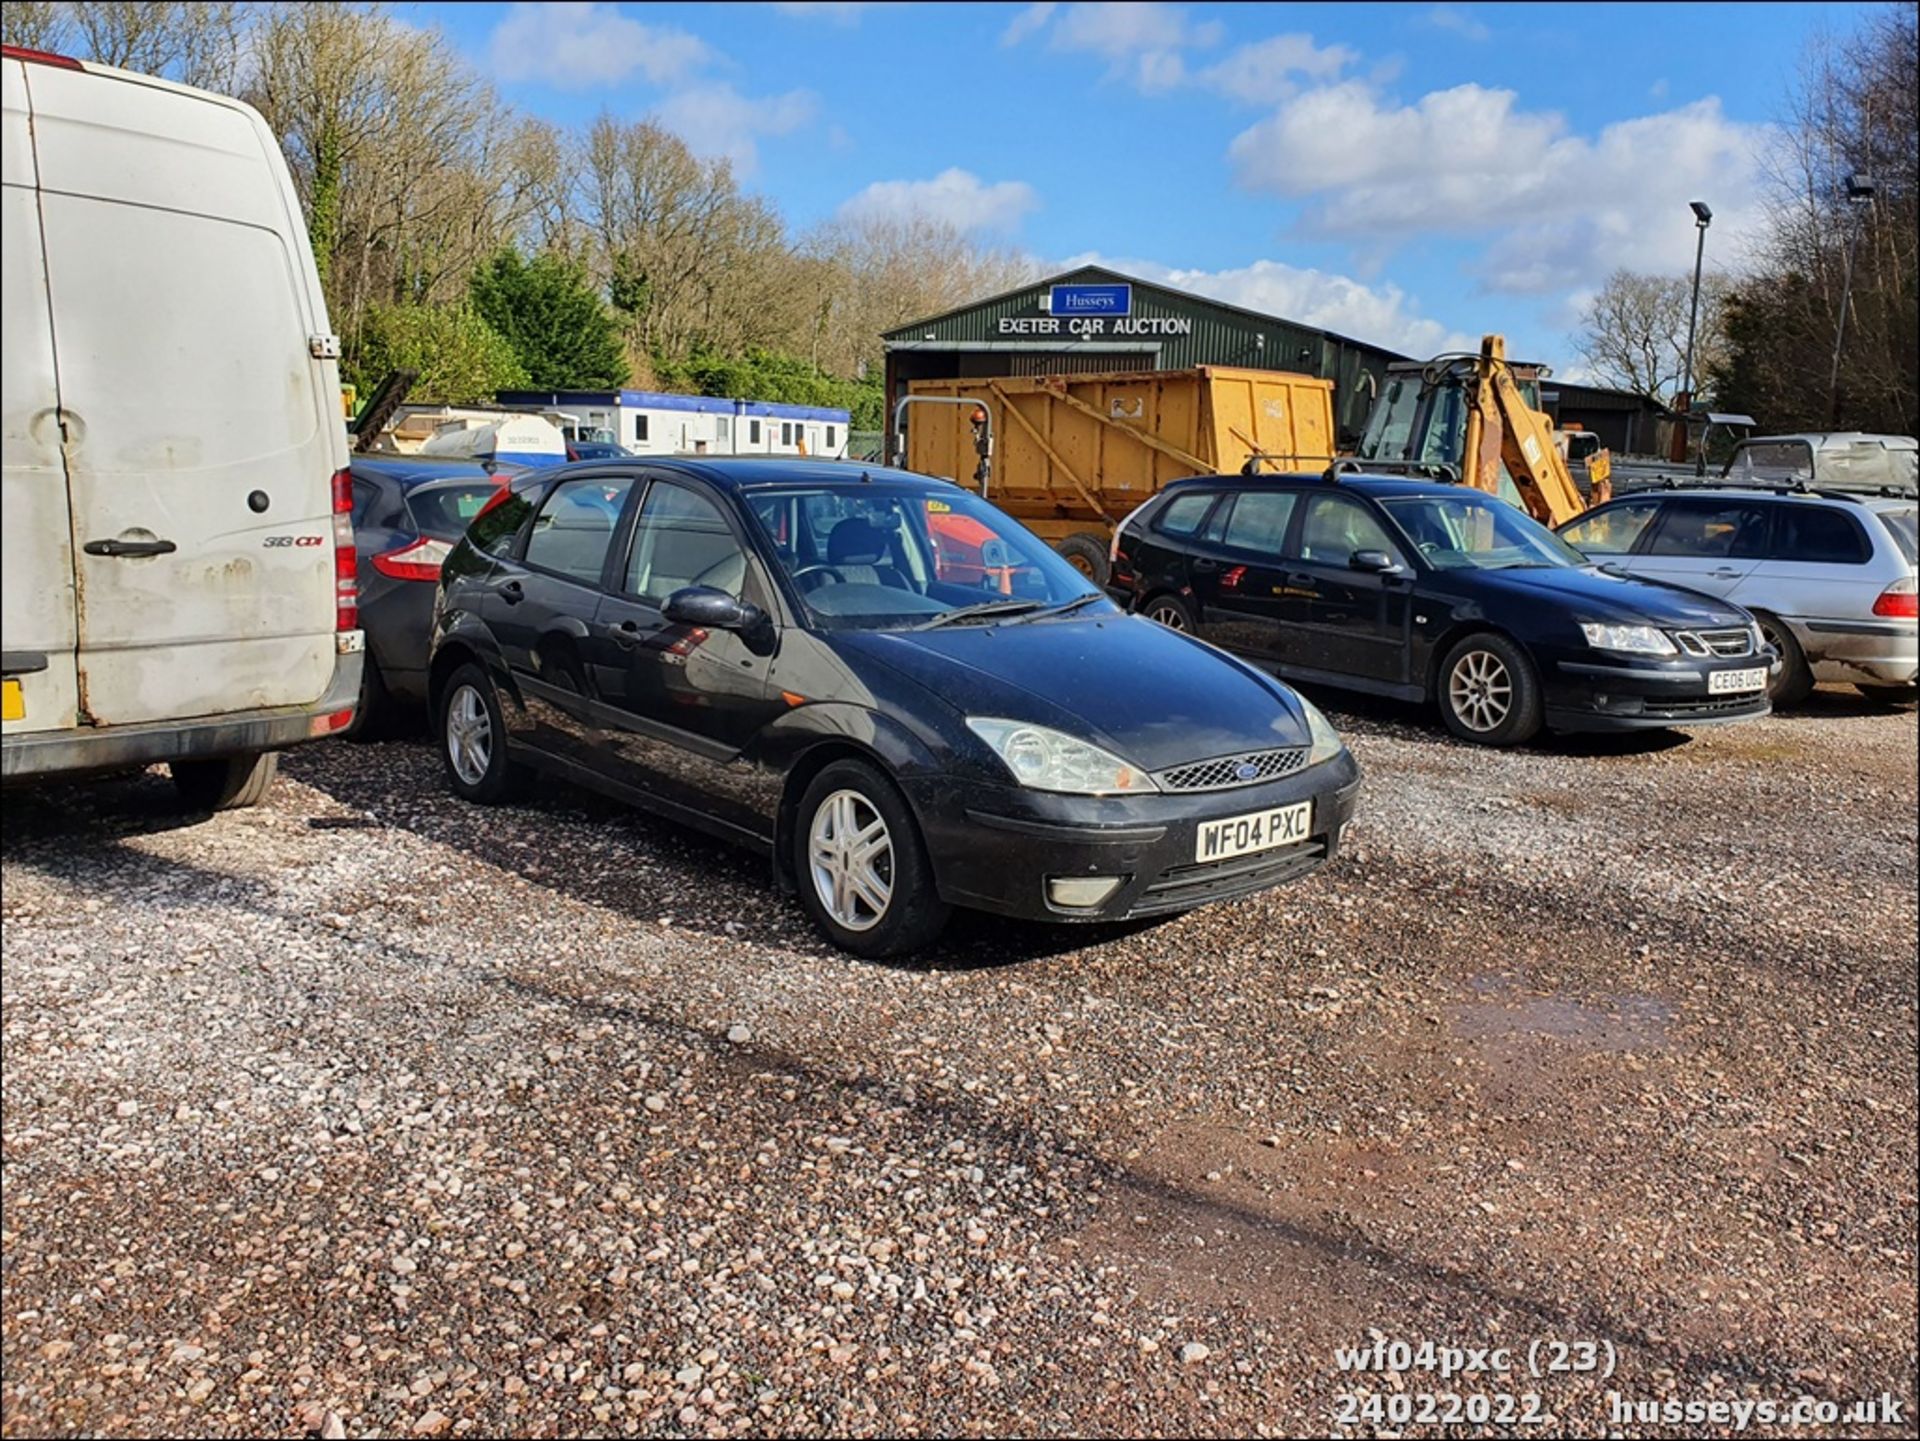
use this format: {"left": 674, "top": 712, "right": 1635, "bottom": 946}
{"left": 1575, "top": 269, "right": 1728, "bottom": 405}
{"left": 0, "top": 1, "right": 71, "bottom": 52}
{"left": 62, "top": 1, "right": 246, "bottom": 89}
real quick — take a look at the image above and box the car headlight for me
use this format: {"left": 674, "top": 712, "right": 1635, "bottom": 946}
{"left": 966, "top": 718, "right": 1155, "bottom": 794}
{"left": 1293, "top": 693, "right": 1346, "bottom": 766}
{"left": 1579, "top": 622, "right": 1678, "bottom": 656}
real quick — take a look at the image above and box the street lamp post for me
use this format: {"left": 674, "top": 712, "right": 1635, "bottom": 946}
{"left": 1828, "top": 174, "right": 1877, "bottom": 427}
{"left": 1681, "top": 203, "right": 1712, "bottom": 468}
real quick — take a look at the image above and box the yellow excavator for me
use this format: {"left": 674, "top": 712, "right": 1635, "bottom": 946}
{"left": 1352, "top": 334, "right": 1610, "bottom": 525}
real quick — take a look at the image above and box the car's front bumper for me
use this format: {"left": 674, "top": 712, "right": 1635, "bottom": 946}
{"left": 1545, "top": 648, "right": 1774, "bottom": 732}
{"left": 904, "top": 749, "right": 1362, "bottom": 922}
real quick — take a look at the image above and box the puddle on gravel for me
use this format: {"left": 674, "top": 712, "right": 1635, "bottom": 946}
{"left": 1452, "top": 977, "right": 1672, "bottom": 1054}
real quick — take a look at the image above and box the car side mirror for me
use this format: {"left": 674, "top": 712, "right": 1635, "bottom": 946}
{"left": 664, "top": 585, "right": 764, "bottom": 633}
{"left": 1349, "top": 549, "right": 1402, "bottom": 574}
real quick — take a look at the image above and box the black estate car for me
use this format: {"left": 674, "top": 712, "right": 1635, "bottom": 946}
{"left": 349, "top": 456, "right": 513, "bottom": 734}
{"left": 1110, "top": 473, "right": 1779, "bottom": 746}
{"left": 428, "top": 459, "right": 1362, "bottom": 957}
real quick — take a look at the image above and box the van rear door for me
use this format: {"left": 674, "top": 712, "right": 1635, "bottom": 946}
{"left": 0, "top": 55, "right": 81, "bottom": 734}
{"left": 22, "top": 62, "right": 342, "bottom": 726}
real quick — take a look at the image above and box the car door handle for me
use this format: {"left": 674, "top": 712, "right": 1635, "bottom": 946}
{"left": 610, "top": 619, "right": 643, "bottom": 648}
{"left": 1191, "top": 558, "right": 1218, "bottom": 573}
{"left": 499, "top": 580, "right": 523, "bottom": 605}
{"left": 83, "top": 538, "right": 175, "bottom": 558}
{"left": 1287, "top": 572, "right": 1315, "bottom": 588}
{"left": 1710, "top": 567, "right": 1742, "bottom": 578}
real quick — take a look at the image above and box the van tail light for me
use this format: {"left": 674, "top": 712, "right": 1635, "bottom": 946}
{"left": 1872, "top": 575, "right": 1918, "bottom": 618}
{"left": 331, "top": 466, "right": 358, "bottom": 630}
{"left": 372, "top": 537, "right": 453, "bottom": 583}
{"left": 2, "top": 45, "right": 84, "bottom": 69}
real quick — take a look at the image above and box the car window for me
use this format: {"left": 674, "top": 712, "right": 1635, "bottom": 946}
{"left": 1154, "top": 492, "right": 1217, "bottom": 538}
{"left": 1872, "top": 506, "right": 1917, "bottom": 564}
{"left": 1646, "top": 501, "right": 1771, "bottom": 559}
{"left": 524, "top": 475, "right": 637, "bottom": 585}
{"left": 625, "top": 480, "right": 747, "bottom": 602}
{"left": 350, "top": 479, "right": 381, "bottom": 529}
{"left": 1769, "top": 505, "right": 1869, "bottom": 565}
{"left": 1221, "top": 491, "right": 1299, "bottom": 555}
{"left": 407, "top": 483, "right": 505, "bottom": 539}
{"left": 1291, "top": 495, "right": 1401, "bottom": 565}
{"left": 1560, "top": 499, "right": 1661, "bottom": 555}
{"left": 1378, "top": 493, "right": 1584, "bottom": 570}
{"left": 469, "top": 487, "right": 536, "bottom": 558}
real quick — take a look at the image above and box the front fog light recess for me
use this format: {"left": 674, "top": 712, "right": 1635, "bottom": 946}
{"left": 1048, "top": 875, "right": 1123, "bottom": 909}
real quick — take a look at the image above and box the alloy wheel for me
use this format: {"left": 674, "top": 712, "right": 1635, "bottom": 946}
{"left": 446, "top": 683, "right": 493, "bottom": 786}
{"left": 808, "top": 789, "right": 894, "bottom": 932}
{"left": 1147, "top": 601, "right": 1189, "bottom": 631}
{"left": 1448, "top": 649, "right": 1512, "bottom": 732}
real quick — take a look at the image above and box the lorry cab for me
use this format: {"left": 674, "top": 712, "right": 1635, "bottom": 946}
{"left": 2, "top": 45, "right": 362, "bottom": 805}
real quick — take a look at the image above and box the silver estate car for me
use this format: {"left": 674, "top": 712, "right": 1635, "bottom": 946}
{"left": 1560, "top": 486, "right": 1918, "bottom": 706}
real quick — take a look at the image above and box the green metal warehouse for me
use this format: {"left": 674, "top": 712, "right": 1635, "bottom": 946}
{"left": 882, "top": 263, "right": 1412, "bottom": 454}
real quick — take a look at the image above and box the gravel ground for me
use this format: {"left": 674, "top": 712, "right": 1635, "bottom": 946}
{"left": 3, "top": 686, "right": 1914, "bottom": 1439}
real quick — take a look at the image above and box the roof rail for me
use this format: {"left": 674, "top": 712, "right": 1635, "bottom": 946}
{"left": 1321, "top": 458, "right": 1462, "bottom": 484}
{"left": 1240, "top": 452, "right": 1340, "bottom": 475}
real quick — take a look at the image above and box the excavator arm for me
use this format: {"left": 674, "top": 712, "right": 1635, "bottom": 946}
{"left": 1458, "top": 335, "right": 1610, "bottom": 524}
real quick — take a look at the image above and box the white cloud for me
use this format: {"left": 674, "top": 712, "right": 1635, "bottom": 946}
{"left": 1421, "top": 6, "right": 1491, "bottom": 42}
{"left": 652, "top": 84, "right": 818, "bottom": 176}
{"left": 1199, "top": 33, "right": 1358, "bottom": 104}
{"left": 1003, "top": 1, "right": 1222, "bottom": 91}
{"left": 838, "top": 168, "right": 1040, "bottom": 235}
{"left": 771, "top": 2, "right": 872, "bottom": 23}
{"left": 488, "top": 2, "right": 712, "bottom": 89}
{"left": 1064, "top": 253, "right": 1477, "bottom": 358}
{"left": 1226, "top": 83, "right": 1770, "bottom": 295}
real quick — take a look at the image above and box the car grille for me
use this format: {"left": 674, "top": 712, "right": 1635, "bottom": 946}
{"left": 1672, "top": 627, "right": 1754, "bottom": 658}
{"left": 1641, "top": 693, "right": 1768, "bottom": 718}
{"left": 1156, "top": 746, "right": 1309, "bottom": 792}
{"left": 1132, "top": 839, "right": 1327, "bottom": 916}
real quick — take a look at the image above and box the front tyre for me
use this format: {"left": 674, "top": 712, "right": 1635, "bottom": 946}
{"left": 1755, "top": 613, "right": 1813, "bottom": 707}
{"left": 172, "top": 751, "right": 278, "bottom": 811}
{"left": 794, "top": 759, "right": 950, "bottom": 959}
{"left": 438, "top": 662, "right": 522, "bottom": 803}
{"left": 1438, "top": 632, "right": 1542, "bottom": 746}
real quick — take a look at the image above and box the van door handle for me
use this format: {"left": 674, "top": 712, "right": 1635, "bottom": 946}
{"left": 499, "top": 580, "right": 524, "bottom": 604}
{"left": 83, "top": 538, "right": 176, "bottom": 558}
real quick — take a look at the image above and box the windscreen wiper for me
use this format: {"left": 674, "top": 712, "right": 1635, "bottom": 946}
{"left": 913, "top": 598, "right": 1045, "bottom": 630}
{"left": 1007, "top": 592, "right": 1106, "bottom": 623}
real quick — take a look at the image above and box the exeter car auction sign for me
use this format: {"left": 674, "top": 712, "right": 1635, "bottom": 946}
{"left": 996, "top": 283, "right": 1196, "bottom": 337}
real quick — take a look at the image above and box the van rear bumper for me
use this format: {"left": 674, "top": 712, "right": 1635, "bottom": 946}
{"left": 1, "top": 651, "right": 362, "bottom": 784}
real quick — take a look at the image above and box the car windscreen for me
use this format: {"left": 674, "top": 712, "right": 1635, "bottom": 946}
{"left": 1379, "top": 493, "right": 1588, "bottom": 570}
{"left": 743, "top": 484, "right": 1107, "bottom": 630}
{"left": 1874, "top": 505, "right": 1917, "bottom": 564}
{"left": 407, "top": 481, "right": 507, "bottom": 538}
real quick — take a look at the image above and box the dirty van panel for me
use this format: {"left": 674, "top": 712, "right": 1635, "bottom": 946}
{"left": 0, "top": 82, "right": 82, "bottom": 735}
{"left": 36, "top": 184, "right": 335, "bottom": 726}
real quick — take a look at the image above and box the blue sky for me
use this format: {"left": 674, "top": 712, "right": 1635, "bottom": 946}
{"left": 403, "top": 0, "right": 1873, "bottom": 373}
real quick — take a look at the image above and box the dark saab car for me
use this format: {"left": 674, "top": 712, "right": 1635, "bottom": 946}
{"left": 349, "top": 456, "right": 513, "bottom": 733}
{"left": 1110, "top": 473, "right": 1778, "bottom": 746}
{"left": 428, "top": 459, "right": 1362, "bottom": 957}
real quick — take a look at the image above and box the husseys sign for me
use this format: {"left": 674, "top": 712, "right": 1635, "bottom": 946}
{"left": 996, "top": 282, "right": 1195, "bottom": 337}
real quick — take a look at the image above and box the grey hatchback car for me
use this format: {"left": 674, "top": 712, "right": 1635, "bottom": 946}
{"left": 1559, "top": 486, "right": 1918, "bottom": 705}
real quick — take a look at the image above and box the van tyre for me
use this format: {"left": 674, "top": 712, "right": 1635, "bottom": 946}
{"left": 438, "top": 662, "right": 522, "bottom": 803}
{"left": 1438, "top": 631, "right": 1542, "bottom": 746}
{"left": 1057, "top": 533, "right": 1111, "bottom": 588}
{"left": 1754, "top": 614, "right": 1813, "bottom": 707}
{"left": 172, "top": 751, "right": 278, "bottom": 811}
{"left": 1142, "top": 593, "right": 1195, "bottom": 632}
{"left": 794, "top": 759, "right": 950, "bottom": 959}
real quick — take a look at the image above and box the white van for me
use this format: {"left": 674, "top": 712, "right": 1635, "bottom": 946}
{"left": 1, "top": 46, "right": 362, "bottom": 808}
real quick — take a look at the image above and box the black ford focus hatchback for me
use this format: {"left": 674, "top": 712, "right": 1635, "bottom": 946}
{"left": 429, "top": 459, "right": 1361, "bottom": 957}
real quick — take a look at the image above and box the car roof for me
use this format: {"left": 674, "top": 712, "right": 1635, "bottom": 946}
{"left": 351, "top": 454, "right": 512, "bottom": 487}
{"left": 1159, "top": 472, "right": 1479, "bottom": 500}
{"left": 1604, "top": 484, "right": 1918, "bottom": 507}
{"left": 517, "top": 456, "right": 964, "bottom": 494}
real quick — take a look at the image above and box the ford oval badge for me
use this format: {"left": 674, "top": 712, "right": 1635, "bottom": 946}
{"left": 1234, "top": 761, "right": 1261, "bottom": 782}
